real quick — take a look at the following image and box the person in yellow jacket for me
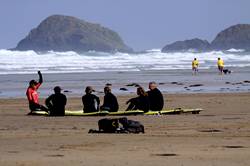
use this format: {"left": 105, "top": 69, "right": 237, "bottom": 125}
{"left": 192, "top": 58, "right": 199, "bottom": 75}
{"left": 217, "top": 57, "right": 224, "bottom": 74}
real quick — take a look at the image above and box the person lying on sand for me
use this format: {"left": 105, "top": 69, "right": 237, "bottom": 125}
{"left": 126, "top": 87, "right": 149, "bottom": 113}
{"left": 147, "top": 82, "right": 164, "bottom": 111}
{"left": 45, "top": 86, "right": 67, "bottom": 116}
{"left": 26, "top": 71, "right": 48, "bottom": 113}
{"left": 100, "top": 86, "right": 119, "bottom": 112}
{"left": 192, "top": 58, "right": 199, "bottom": 75}
{"left": 82, "top": 86, "right": 100, "bottom": 113}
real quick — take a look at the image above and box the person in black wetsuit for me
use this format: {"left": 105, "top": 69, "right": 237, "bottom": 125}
{"left": 125, "top": 87, "right": 150, "bottom": 112}
{"left": 45, "top": 86, "right": 67, "bottom": 116}
{"left": 147, "top": 82, "right": 164, "bottom": 111}
{"left": 82, "top": 86, "right": 100, "bottom": 113}
{"left": 100, "top": 86, "right": 119, "bottom": 112}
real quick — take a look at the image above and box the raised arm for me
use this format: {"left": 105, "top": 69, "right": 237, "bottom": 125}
{"left": 38, "top": 71, "right": 43, "bottom": 84}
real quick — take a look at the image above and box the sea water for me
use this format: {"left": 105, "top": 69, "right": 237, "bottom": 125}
{"left": 0, "top": 49, "right": 250, "bottom": 75}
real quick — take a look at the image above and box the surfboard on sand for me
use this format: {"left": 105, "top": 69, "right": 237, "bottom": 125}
{"left": 160, "top": 108, "right": 182, "bottom": 115}
{"left": 65, "top": 110, "right": 109, "bottom": 116}
{"left": 27, "top": 108, "right": 203, "bottom": 116}
{"left": 27, "top": 111, "right": 49, "bottom": 116}
{"left": 144, "top": 111, "right": 160, "bottom": 115}
{"left": 144, "top": 108, "right": 203, "bottom": 115}
{"left": 108, "top": 110, "right": 144, "bottom": 116}
{"left": 27, "top": 110, "right": 109, "bottom": 116}
{"left": 181, "top": 108, "right": 203, "bottom": 114}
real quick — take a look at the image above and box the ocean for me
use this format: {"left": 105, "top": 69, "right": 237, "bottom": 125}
{"left": 0, "top": 49, "right": 250, "bottom": 75}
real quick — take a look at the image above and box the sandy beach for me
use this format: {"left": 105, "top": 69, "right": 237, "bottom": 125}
{"left": 0, "top": 92, "right": 250, "bottom": 166}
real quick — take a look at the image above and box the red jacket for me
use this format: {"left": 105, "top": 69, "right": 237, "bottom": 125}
{"left": 26, "top": 83, "right": 41, "bottom": 104}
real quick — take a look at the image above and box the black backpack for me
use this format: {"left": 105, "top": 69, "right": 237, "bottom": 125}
{"left": 118, "top": 117, "right": 144, "bottom": 134}
{"left": 89, "top": 117, "right": 144, "bottom": 134}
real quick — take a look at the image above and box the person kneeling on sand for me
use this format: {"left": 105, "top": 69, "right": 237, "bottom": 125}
{"left": 45, "top": 86, "right": 67, "bottom": 116}
{"left": 26, "top": 71, "right": 48, "bottom": 113}
{"left": 126, "top": 87, "right": 150, "bottom": 113}
{"left": 82, "top": 86, "right": 100, "bottom": 113}
{"left": 100, "top": 86, "right": 119, "bottom": 112}
{"left": 147, "top": 82, "right": 164, "bottom": 111}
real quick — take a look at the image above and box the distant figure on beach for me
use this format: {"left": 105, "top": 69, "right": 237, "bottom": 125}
{"left": 82, "top": 86, "right": 100, "bottom": 113}
{"left": 26, "top": 71, "right": 48, "bottom": 112}
{"left": 100, "top": 86, "right": 119, "bottom": 112}
{"left": 217, "top": 57, "right": 224, "bottom": 74}
{"left": 192, "top": 58, "right": 199, "bottom": 75}
{"left": 147, "top": 82, "right": 164, "bottom": 111}
{"left": 45, "top": 86, "right": 67, "bottom": 116}
{"left": 126, "top": 87, "right": 150, "bottom": 112}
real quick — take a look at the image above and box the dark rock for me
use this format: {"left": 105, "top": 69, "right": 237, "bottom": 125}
{"left": 243, "top": 80, "right": 250, "bottom": 83}
{"left": 120, "top": 88, "right": 128, "bottom": 91}
{"left": 211, "top": 24, "right": 250, "bottom": 51}
{"left": 171, "top": 82, "right": 183, "bottom": 85}
{"left": 63, "top": 90, "right": 72, "bottom": 93}
{"left": 189, "top": 84, "right": 203, "bottom": 87}
{"left": 126, "top": 83, "right": 140, "bottom": 87}
{"left": 232, "top": 82, "right": 243, "bottom": 85}
{"left": 161, "top": 38, "right": 210, "bottom": 52}
{"left": 14, "top": 15, "right": 132, "bottom": 53}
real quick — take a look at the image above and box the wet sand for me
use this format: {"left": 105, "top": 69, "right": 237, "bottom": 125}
{"left": 0, "top": 93, "right": 250, "bottom": 166}
{"left": 1, "top": 68, "right": 250, "bottom": 98}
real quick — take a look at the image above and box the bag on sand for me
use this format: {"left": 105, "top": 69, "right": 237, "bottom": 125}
{"left": 88, "top": 117, "right": 144, "bottom": 134}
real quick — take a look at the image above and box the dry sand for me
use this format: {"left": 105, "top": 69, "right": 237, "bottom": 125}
{"left": 0, "top": 93, "right": 250, "bottom": 166}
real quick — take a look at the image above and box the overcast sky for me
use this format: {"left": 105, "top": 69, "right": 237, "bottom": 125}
{"left": 0, "top": 0, "right": 249, "bottom": 51}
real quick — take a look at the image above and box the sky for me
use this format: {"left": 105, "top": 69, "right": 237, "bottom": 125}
{"left": 0, "top": 0, "right": 250, "bottom": 51}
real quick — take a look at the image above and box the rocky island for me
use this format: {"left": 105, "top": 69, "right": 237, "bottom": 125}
{"left": 161, "top": 38, "right": 210, "bottom": 52}
{"left": 14, "top": 15, "right": 132, "bottom": 53}
{"left": 162, "top": 24, "right": 250, "bottom": 52}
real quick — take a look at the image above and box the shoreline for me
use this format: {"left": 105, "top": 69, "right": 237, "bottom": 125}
{"left": 0, "top": 69, "right": 250, "bottom": 98}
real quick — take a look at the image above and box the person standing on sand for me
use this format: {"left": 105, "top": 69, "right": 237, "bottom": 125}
{"left": 82, "top": 86, "right": 100, "bottom": 113}
{"left": 147, "top": 82, "right": 164, "bottom": 111}
{"left": 125, "top": 87, "right": 150, "bottom": 113}
{"left": 26, "top": 71, "right": 48, "bottom": 112}
{"left": 45, "top": 86, "right": 67, "bottom": 116}
{"left": 100, "top": 86, "right": 119, "bottom": 112}
{"left": 192, "top": 58, "right": 199, "bottom": 75}
{"left": 217, "top": 57, "right": 224, "bottom": 74}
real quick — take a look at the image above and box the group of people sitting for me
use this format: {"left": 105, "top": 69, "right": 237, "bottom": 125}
{"left": 26, "top": 71, "right": 164, "bottom": 116}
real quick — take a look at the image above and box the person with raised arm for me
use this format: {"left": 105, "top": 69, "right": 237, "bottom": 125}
{"left": 26, "top": 71, "right": 48, "bottom": 113}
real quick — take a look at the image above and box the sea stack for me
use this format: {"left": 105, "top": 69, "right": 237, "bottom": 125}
{"left": 210, "top": 24, "right": 250, "bottom": 51}
{"left": 161, "top": 38, "right": 210, "bottom": 52}
{"left": 161, "top": 24, "right": 250, "bottom": 52}
{"left": 14, "top": 15, "right": 132, "bottom": 53}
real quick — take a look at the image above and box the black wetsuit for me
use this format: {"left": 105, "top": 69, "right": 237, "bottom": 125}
{"left": 126, "top": 95, "right": 150, "bottom": 112}
{"left": 46, "top": 93, "right": 67, "bottom": 116}
{"left": 147, "top": 88, "right": 164, "bottom": 111}
{"left": 82, "top": 94, "right": 100, "bottom": 113}
{"left": 101, "top": 92, "right": 119, "bottom": 112}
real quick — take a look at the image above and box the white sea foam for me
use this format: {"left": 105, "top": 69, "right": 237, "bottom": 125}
{"left": 0, "top": 49, "right": 250, "bottom": 74}
{"left": 226, "top": 48, "right": 245, "bottom": 53}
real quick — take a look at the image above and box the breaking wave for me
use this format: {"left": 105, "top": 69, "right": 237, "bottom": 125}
{"left": 0, "top": 49, "right": 250, "bottom": 74}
